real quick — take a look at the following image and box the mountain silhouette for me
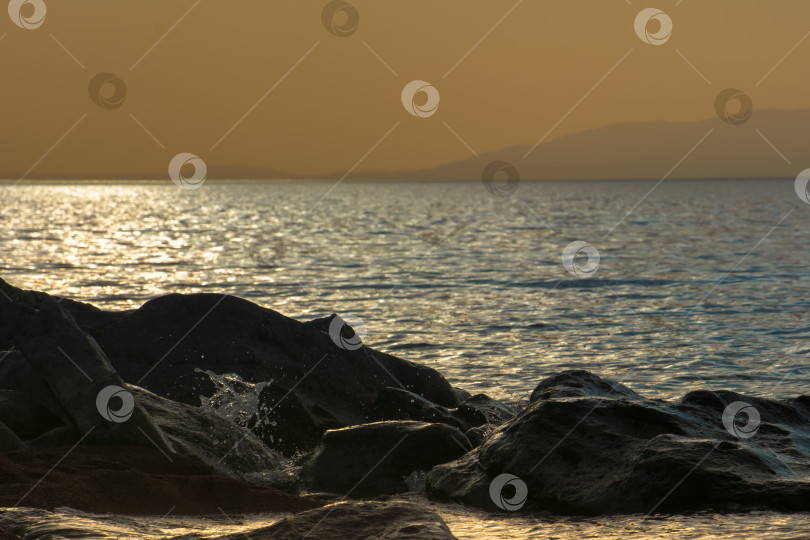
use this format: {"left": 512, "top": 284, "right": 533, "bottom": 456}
{"left": 5, "top": 110, "right": 807, "bottom": 181}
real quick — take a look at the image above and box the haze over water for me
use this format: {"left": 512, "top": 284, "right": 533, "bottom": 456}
{"left": 3, "top": 179, "right": 808, "bottom": 403}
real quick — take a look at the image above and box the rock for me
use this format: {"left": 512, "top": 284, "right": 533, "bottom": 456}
{"left": 0, "top": 421, "right": 25, "bottom": 451}
{"left": 12, "top": 301, "right": 174, "bottom": 454}
{"left": 0, "top": 350, "right": 65, "bottom": 424}
{"left": 131, "top": 386, "right": 286, "bottom": 478}
{"left": 529, "top": 369, "right": 641, "bottom": 402}
{"left": 0, "top": 445, "right": 322, "bottom": 515}
{"left": 81, "top": 293, "right": 458, "bottom": 453}
{"left": 370, "top": 387, "right": 471, "bottom": 431}
{"left": 0, "top": 390, "right": 62, "bottom": 441}
{"left": 370, "top": 387, "right": 516, "bottom": 434}
{"left": 217, "top": 500, "right": 459, "bottom": 540}
{"left": 427, "top": 370, "right": 810, "bottom": 514}
{"left": 303, "top": 313, "right": 358, "bottom": 341}
{"left": 0, "top": 280, "right": 460, "bottom": 456}
{"left": 303, "top": 421, "right": 472, "bottom": 497}
{"left": 25, "top": 426, "right": 75, "bottom": 448}
{"left": 464, "top": 427, "right": 485, "bottom": 448}
{"left": 92, "top": 294, "right": 456, "bottom": 401}
{"left": 0, "top": 278, "right": 113, "bottom": 344}
{"left": 250, "top": 381, "right": 341, "bottom": 455}
{"left": 452, "top": 387, "right": 473, "bottom": 403}
{"left": 454, "top": 394, "right": 516, "bottom": 427}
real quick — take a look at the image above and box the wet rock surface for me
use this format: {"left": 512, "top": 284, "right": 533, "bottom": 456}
{"left": 370, "top": 387, "right": 516, "bottom": 437}
{"left": 370, "top": 387, "right": 472, "bottom": 431}
{"left": 454, "top": 394, "right": 517, "bottom": 427}
{"left": 250, "top": 381, "right": 341, "bottom": 455}
{"left": 0, "top": 445, "right": 322, "bottom": 515}
{"left": 303, "top": 421, "right": 472, "bottom": 497}
{"left": 133, "top": 386, "right": 286, "bottom": 478}
{"left": 427, "top": 370, "right": 810, "bottom": 514}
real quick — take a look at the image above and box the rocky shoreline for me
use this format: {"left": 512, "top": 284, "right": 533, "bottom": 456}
{"left": 1, "top": 278, "right": 809, "bottom": 538}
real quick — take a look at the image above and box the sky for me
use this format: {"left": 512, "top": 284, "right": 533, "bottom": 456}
{"left": 2, "top": 0, "right": 810, "bottom": 179}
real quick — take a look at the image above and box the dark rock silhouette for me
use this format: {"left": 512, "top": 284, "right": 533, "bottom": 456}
{"left": 0, "top": 390, "right": 61, "bottom": 442}
{"left": 455, "top": 394, "right": 517, "bottom": 427}
{"left": 90, "top": 294, "right": 456, "bottom": 454}
{"left": 250, "top": 381, "right": 331, "bottom": 455}
{"left": 369, "top": 387, "right": 517, "bottom": 441}
{"left": 0, "top": 278, "right": 458, "bottom": 455}
{"left": 303, "top": 421, "right": 471, "bottom": 497}
{"left": 427, "top": 370, "right": 810, "bottom": 514}
{"left": 370, "top": 387, "right": 472, "bottom": 431}
{"left": 0, "top": 445, "right": 321, "bottom": 515}
{"left": 12, "top": 300, "right": 174, "bottom": 454}
{"left": 0, "top": 421, "right": 25, "bottom": 452}
{"left": 92, "top": 293, "right": 456, "bottom": 405}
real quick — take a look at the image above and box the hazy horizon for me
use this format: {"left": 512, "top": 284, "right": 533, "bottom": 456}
{"left": 3, "top": 107, "right": 809, "bottom": 181}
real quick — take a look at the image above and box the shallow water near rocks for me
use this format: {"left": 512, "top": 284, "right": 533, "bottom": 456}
{"left": 1, "top": 179, "right": 809, "bottom": 538}
{"left": 3, "top": 504, "right": 810, "bottom": 539}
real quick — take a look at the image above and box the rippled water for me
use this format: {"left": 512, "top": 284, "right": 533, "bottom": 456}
{"left": 4, "top": 504, "right": 810, "bottom": 540}
{"left": 2, "top": 179, "right": 808, "bottom": 402}
{"left": 2, "top": 179, "right": 810, "bottom": 539}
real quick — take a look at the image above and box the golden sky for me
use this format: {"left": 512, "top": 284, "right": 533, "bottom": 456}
{"left": 2, "top": 0, "right": 809, "bottom": 179}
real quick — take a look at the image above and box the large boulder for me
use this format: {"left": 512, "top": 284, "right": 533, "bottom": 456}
{"left": 11, "top": 300, "right": 174, "bottom": 453}
{"left": 89, "top": 294, "right": 457, "bottom": 405}
{"left": 216, "top": 500, "right": 459, "bottom": 540}
{"left": 427, "top": 370, "right": 810, "bottom": 514}
{"left": 303, "top": 421, "right": 472, "bottom": 497}
{"left": 0, "top": 278, "right": 459, "bottom": 455}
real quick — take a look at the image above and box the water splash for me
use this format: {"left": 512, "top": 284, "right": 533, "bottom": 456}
{"left": 197, "top": 369, "right": 270, "bottom": 428}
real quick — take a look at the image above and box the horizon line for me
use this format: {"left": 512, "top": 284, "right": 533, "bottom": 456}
{"left": 0, "top": 176, "right": 795, "bottom": 185}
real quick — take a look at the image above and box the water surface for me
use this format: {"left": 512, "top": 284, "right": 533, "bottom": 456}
{"left": 4, "top": 504, "right": 810, "bottom": 540}
{"left": 2, "top": 179, "right": 808, "bottom": 401}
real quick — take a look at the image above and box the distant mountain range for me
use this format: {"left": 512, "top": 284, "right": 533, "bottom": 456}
{"left": 8, "top": 109, "right": 808, "bottom": 181}
{"left": 347, "top": 108, "right": 805, "bottom": 182}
